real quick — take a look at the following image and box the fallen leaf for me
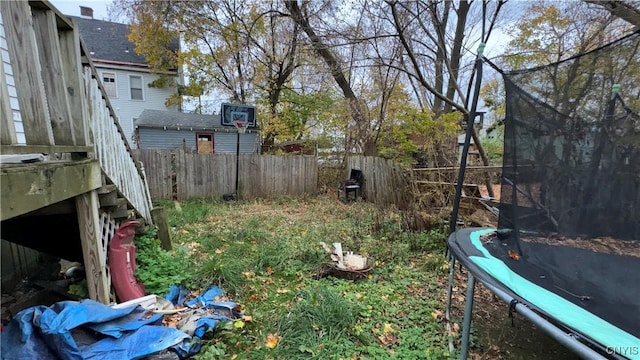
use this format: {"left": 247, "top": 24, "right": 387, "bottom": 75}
{"left": 242, "top": 315, "right": 253, "bottom": 322}
{"left": 276, "top": 288, "right": 289, "bottom": 294}
{"left": 234, "top": 320, "right": 245, "bottom": 329}
{"left": 431, "top": 310, "right": 444, "bottom": 320}
{"left": 242, "top": 271, "right": 255, "bottom": 279}
{"left": 383, "top": 323, "right": 393, "bottom": 335}
{"left": 215, "top": 248, "right": 224, "bottom": 254}
{"left": 265, "top": 334, "right": 280, "bottom": 349}
{"left": 377, "top": 334, "right": 398, "bottom": 346}
{"left": 508, "top": 250, "right": 520, "bottom": 260}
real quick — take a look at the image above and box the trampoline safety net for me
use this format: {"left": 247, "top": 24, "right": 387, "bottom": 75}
{"left": 497, "top": 31, "right": 640, "bottom": 343}
{"left": 500, "top": 32, "right": 640, "bottom": 238}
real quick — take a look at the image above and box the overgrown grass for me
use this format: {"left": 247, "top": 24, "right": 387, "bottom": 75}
{"left": 135, "top": 195, "right": 454, "bottom": 359}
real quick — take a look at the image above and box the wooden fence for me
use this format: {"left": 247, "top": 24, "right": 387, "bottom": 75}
{"left": 345, "top": 156, "right": 412, "bottom": 208}
{"left": 133, "top": 150, "right": 318, "bottom": 201}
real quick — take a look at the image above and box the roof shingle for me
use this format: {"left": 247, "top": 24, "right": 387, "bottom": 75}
{"left": 71, "top": 16, "right": 179, "bottom": 66}
{"left": 135, "top": 109, "right": 223, "bottom": 129}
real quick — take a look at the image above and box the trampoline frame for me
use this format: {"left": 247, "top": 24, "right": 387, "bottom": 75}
{"left": 445, "top": 241, "right": 628, "bottom": 360}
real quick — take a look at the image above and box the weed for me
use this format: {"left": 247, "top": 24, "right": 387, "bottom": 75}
{"left": 134, "top": 229, "right": 193, "bottom": 295}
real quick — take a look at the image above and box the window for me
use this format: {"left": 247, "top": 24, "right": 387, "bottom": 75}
{"left": 102, "top": 72, "right": 116, "bottom": 97}
{"left": 129, "top": 75, "right": 143, "bottom": 100}
{"left": 196, "top": 132, "right": 214, "bottom": 154}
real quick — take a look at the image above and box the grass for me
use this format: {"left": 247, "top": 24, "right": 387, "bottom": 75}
{"left": 135, "top": 195, "right": 456, "bottom": 359}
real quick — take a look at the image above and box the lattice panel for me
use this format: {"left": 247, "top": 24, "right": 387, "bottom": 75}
{"left": 99, "top": 210, "right": 119, "bottom": 303}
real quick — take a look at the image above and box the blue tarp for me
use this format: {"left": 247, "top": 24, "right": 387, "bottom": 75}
{"left": 1, "top": 286, "right": 242, "bottom": 360}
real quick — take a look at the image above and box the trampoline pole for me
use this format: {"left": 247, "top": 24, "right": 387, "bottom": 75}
{"left": 460, "top": 273, "right": 476, "bottom": 360}
{"left": 449, "top": 43, "right": 486, "bottom": 246}
{"left": 445, "top": 256, "right": 457, "bottom": 352}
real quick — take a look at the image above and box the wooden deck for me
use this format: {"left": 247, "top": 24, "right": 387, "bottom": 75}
{"left": 0, "top": 1, "right": 153, "bottom": 303}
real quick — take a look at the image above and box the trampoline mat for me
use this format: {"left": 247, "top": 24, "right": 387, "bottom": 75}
{"left": 448, "top": 228, "right": 640, "bottom": 359}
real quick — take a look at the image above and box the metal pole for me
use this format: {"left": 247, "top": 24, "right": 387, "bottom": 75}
{"left": 460, "top": 273, "right": 476, "bottom": 360}
{"left": 235, "top": 130, "right": 240, "bottom": 196}
{"left": 480, "top": 281, "right": 609, "bottom": 360}
{"left": 449, "top": 43, "right": 486, "bottom": 247}
{"left": 445, "top": 255, "right": 457, "bottom": 353}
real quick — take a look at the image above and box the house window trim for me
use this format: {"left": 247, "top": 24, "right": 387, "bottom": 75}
{"left": 129, "top": 74, "right": 144, "bottom": 101}
{"left": 196, "top": 132, "right": 214, "bottom": 154}
{"left": 102, "top": 71, "right": 117, "bottom": 98}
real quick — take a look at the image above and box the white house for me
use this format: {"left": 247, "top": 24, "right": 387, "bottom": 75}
{"left": 71, "top": 9, "right": 180, "bottom": 148}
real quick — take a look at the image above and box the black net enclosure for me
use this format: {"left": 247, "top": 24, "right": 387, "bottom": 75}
{"left": 448, "top": 31, "right": 640, "bottom": 360}
{"left": 492, "top": 30, "right": 640, "bottom": 353}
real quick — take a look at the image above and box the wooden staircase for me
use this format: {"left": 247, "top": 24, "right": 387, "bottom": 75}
{"left": 0, "top": 1, "right": 153, "bottom": 303}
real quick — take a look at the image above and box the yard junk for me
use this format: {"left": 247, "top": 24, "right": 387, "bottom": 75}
{"left": 109, "top": 221, "right": 146, "bottom": 302}
{"left": 163, "top": 285, "right": 244, "bottom": 357}
{"left": 0, "top": 285, "right": 245, "bottom": 360}
{"left": 319, "top": 242, "right": 373, "bottom": 280}
{"left": 0, "top": 299, "right": 187, "bottom": 360}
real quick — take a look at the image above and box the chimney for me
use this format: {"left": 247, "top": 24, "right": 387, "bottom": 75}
{"left": 80, "top": 6, "right": 94, "bottom": 19}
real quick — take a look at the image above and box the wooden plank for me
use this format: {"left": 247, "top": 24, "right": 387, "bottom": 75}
{"left": 0, "top": 144, "right": 92, "bottom": 155}
{"left": 58, "top": 25, "right": 89, "bottom": 146}
{"left": 0, "top": 1, "right": 53, "bottom": 145}
{"left": 76, "top": 190, "right": 110, "bottom": 303}
{"left": 412, "top": 165, "right": 503, "bottom": 172}
{"left": 109, "top": 199, "right": 129, "bottom": 219}
{"left": 97, "top": 184, "right": 117, "bottom": 194}
{"left": 98, "top": 190, "right": 118, "bottom": 207}
{"left": 0, "top": 159, "right": 101, "bottom": 221}
{"left": 32, "top": 9, "right": 75, "bottom": 145}
{"left": 0, "top": 50, "right": 17, "bottom": 145}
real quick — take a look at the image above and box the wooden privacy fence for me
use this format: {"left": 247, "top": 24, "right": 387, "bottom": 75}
{"left": 133, "top": 150, "right": 318, "bottom": 201}
{"left": 345, "top": 156, "right": 412, "bottom": 208}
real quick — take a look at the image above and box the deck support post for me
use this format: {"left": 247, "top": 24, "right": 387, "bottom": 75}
{"left": 76, "top": 190, "right": 110, "bottom": 303}
{"left": 460, "top": 273, "right": 476, "bottom": 360}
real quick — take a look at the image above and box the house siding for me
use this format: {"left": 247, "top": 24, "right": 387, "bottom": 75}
{"left": 137, "top": 127, "right": 260, "bottom": 154}
{"left": 96, "top": 66, "right": 177, "bottom": 147}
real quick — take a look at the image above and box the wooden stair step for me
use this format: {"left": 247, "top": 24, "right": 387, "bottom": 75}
{"left": 109, "top": 198, "right": 130, "bottom": 219}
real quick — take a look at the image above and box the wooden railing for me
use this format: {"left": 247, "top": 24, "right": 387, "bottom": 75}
{"left": 0, "top": 1, "right": 152, "bottom": 223}
{"left": 84, "top": 67, "right": 152, "bottom": 222}
{"left": 0, "top": 1, "right": 91, "bottom": 152}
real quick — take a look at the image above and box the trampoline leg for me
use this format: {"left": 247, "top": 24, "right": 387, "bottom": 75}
{"left": 445, "top": 256, "right": 456, "bottom": 352}
{"left": 460, "top": 274, "right": 476, "bottom": 360}
{"left": 445, "top": 257, "right": 456, "bottom": 318}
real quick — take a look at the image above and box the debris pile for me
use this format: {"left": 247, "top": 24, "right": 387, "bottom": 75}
{"left": 319, "top": 242, "right": 373, "bottom": 280}
{"left": 0, "top": 285, "right": 245, "bottom": 360}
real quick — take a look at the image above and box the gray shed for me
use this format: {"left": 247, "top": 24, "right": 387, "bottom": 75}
{"left": 134, "top": 109, "right": 260, "bottom": 154}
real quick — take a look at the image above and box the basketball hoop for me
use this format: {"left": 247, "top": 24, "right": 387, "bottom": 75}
{"left": 233, "top": 120, "right": 248, "bottom": 134}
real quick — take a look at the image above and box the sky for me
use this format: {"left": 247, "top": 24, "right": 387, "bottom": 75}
{"left": 50, "top": 0, "right": 112, "bottom": 20}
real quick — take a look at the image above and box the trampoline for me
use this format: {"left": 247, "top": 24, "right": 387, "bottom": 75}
{"left": 447, "top": 31, "right": 640, "bottom": 359}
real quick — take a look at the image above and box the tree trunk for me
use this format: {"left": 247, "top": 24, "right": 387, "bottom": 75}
{"left": 285, "top": 1, "right": 369, "bottom": 153}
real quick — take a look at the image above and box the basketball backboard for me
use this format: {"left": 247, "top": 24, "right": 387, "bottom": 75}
{"left": 221, "top": 103, "right": 256, "bottom": 128}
